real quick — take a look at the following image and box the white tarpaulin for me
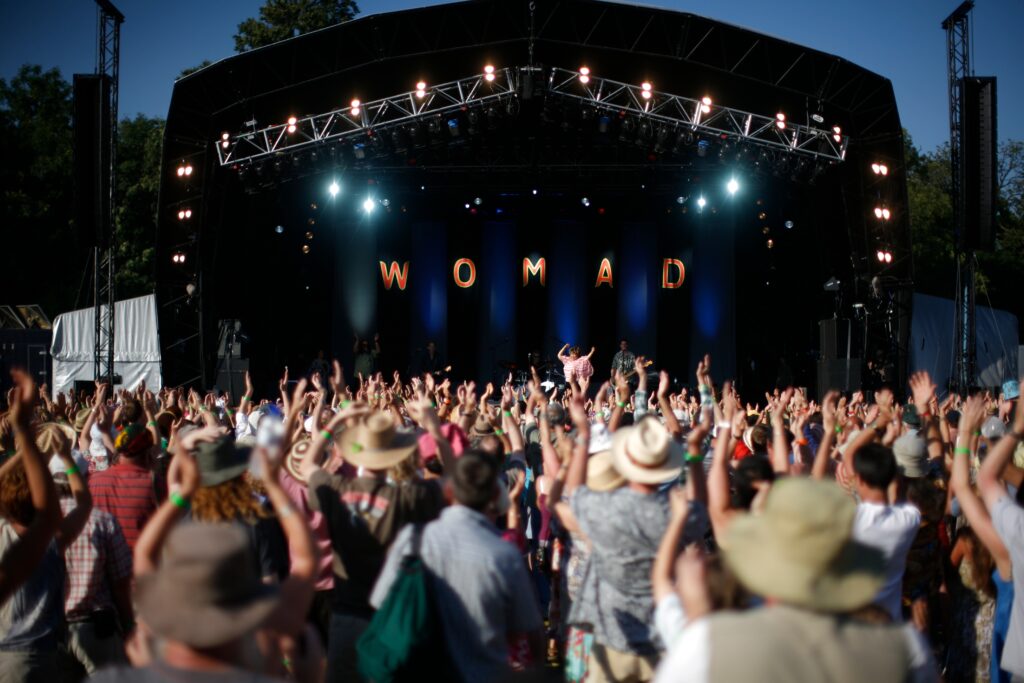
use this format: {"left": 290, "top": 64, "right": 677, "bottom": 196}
{"left": 50, "top": 294, "right": 163, "bottom": 394}
{"left": 910, "top": 292, "right": 1019, "bottom": 390}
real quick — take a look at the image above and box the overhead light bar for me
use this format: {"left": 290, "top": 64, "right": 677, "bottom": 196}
{"left": 216, "top": 66, "right": 848, "bottom": 166}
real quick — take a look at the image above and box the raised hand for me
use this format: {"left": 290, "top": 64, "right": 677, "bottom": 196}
{"left": 909, "top": 371, "right": 936, "bottom": 415}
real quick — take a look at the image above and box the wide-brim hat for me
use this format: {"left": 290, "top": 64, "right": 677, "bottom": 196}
{"left": 610, "top": 418, "right": 684, "bottom": 484}
{"left": 469, "top": 414, "right": 495, "bottom": 438}
{"left": 339, "top": 412, "right": 418, "bottom": 470}
{"left": 724, "top": 478, "right": 886, "bottom": 613}
{"left": 73, "top": 408, "right": 92, "bottom": 433}
{"left": 135, "top": 523, "right": 279, "bottom": 648}
{"left": 893, "top": 432, "right": 928, "bottom": 478}
{"left": 587, "top": 451, "right": 626, "bottom": 492}
{"left": 195, "top": 435, "right": 250, "bottom": 487}
{"left": 284, "top": 439, "right": 315, "bottom": 483}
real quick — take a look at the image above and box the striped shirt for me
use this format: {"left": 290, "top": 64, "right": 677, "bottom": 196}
{"left": 59, "top": 498, "right": 132, "bottom": 619}
{"left": 89, "top": 461, "right": 164, "bottom": 550}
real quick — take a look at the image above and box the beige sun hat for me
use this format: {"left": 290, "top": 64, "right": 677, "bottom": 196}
{"left": 610, "top": 418, "right": 684, "bottom": 485}
{"left": 724, "top": 478, "right": 886, "bottom": 613}
{"left": 339, "top": 412, "right": 418, "bottom": 470}
{"left": 586, "top": 451, "right": 626, "bottom": 492}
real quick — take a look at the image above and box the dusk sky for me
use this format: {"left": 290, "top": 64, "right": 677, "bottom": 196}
{"left": 1, "top": 0, "right": 1021, "bottom": 152}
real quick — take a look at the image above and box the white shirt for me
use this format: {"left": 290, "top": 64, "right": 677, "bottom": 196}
{"left": 851, "top": 501, "right": 921, "bottom": 621}
{"left": 652, "top": 594, "right": 937, "bottom": 683}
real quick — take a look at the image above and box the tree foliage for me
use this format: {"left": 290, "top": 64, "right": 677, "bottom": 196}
{"left": 234, "top": 0, "right": 359, "bottom": 52}
{"left": 906, "top": 131, "right": 1024, "bottom": 321}
{"left": 0, "top": 65, "right": 163, "bottom": 316}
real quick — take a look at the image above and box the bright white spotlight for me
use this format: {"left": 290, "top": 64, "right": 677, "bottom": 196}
{"left": 874, "top": 207, "right": 884, "bottom": 219}
{"left": 726, "top": 178, "right": 739, "bottom": 196}
{"left": 362, "top": 197, "right": 376, "bottom": 214}
{"left": 832, "top": 125, "right": 842, "bottom": 143}
{"left": 484, "top": 65, "right": 495, "bottom": 82}
{"left": 879, "top": 164, "right": 889, "bottom": 176}
{"left": 881, "top": 208, "right": 891, "bottom": 220}
{"left": 350, "top": 99, "right": 361, "bottom": 116}
{"left": 641, "top": 82, "right": 652, "bottom": 100}
{"left": 579, "top": 66, "right": 590, "bottom": 84}
{"left": 287, "top": 116, "right": 297, "bottom": 134}
{"left": 581, "top": 197, "right": 591, "bottom": 207}
{"left": 701, "top": 95, "right": 712, "bottom": 114}
{"left": 221, "top": 132, "right": 230, "bottom": 149}
{"left": 871, "top": 163, "right": 881, "bottom": 174}
{"left": 877, "top": 250, "right": 885, "bottom": 262}
{"left": 775, "top": 112, "right": 786, "bottom": 130}
{"left": 415, "top": 81, "right": 427, "bottom": 98}
{"left": 328, "top": 181, "right": 340, "bottom": 197}
{"left": 884, "top": 251, "right": 893, "bottom": 263}
{"left": 697, "top": 195, "right": 707, "bottom": 209}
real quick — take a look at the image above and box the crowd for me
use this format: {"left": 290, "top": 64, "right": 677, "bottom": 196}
{"left": 1, "top": 351, "right": 1023, "bottom": 683}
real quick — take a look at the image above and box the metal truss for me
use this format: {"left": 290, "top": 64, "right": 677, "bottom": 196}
{"left": 216, "top": 68, "right": 521, "bottom": 166}
{"left": 94, "top": 0, "right": 122, "bottom": 384}
{"left": 216, "top": 66, "right": 848, "bottom": 167}
{"left": 546, "top": 68, "right": 846, "bottom": 161}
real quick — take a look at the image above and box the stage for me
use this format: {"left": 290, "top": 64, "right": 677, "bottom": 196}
{"left": 155, "top": 0, "right": 911, "bottom": 395}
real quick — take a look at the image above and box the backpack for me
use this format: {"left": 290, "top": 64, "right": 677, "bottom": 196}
{"left": 356, "top": 525, "right": 455, "bottom": 682}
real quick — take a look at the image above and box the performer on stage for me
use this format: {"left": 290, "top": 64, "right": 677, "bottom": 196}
{"left": 353, "top": 333, "right": 380, "bottom": 379}
{"left": 557, "top": 343, "right": 595, "bottom": 383}
{"left": 410, "top": 340, "right": 449, "bottom": 378}
{"left": 610, "top": 338, "right": 636, "bottom": 377}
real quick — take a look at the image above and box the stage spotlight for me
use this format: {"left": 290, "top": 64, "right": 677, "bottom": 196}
{"left": 726, "top": 177, "right": 739, "bottom": 195}
{"left": 532, "top": 189, "right": 538, "bottom": 196}
{"left": 581, "top": 197, "right": 591, "bottom": 207}
{"left": 697, "top": 196, "right": 707, "bottom": 210}
{"left": 353, "top": 143, "right": 366, "bottom": 160}
{"left": 874, "top": 206, "right": 891, "bottom": 220}
{"left": 416, "top": 81, "right": 427, "bottom": 98}
{"left": 885, "top": 251, "right": 893, "bottom": 263}
{"left": 382, "top": 198, "right": 391, "bottom": 208}
{"left": 579, "top": 66, "right": 591, "bottom": 84}
{"left": 221, "top": 132, "right": 230, "bottom": 149}
{"left": 832, "top": 125, "right": 842, "bottom": 143}
{"left": 676, "top": 196, "right": 686, "bottom": 205}
{"left": 172, "top": 252, "right": 186, "bottom": 264}
{"left": 305, "top": 231, "right": 314, "bottom": 240}
{"left": 275, "top": 225, "right": 284, "bottom": 234}
{"left": 696, "top": 139, "right": 710, "bottom": 157}
{"left": 640, "top": 81, "right": 653, "bottom": 100}
{"left": 362, "top": 197, "right": 376, "bottom": 214}
{"left": 882, "top": 208, "right": 891, "bottom": 220}
{"left": 874, "top": 207, "right": 883, "bottom": 219}
{"left": 758, "top": 211, "right": 767, "bottom": 220}
{"left": 785, "top": 220, "right": 794, "bottom": 229}
{"left": 876, "top": 250, "right": 885, "bottom": 262}
{"left": 176, "top": 162, "right": 193, "bottom": 177}
{"left": 766, "top": 239, "right": 774, "bottom": 249}
{"left": 350, "top": 99, "right": 361, "bottom": 117}
{"left": 185, "top": 282, "right": 197, "bottom": 297}
{"left": 287, "top": 116, "right": 297, "bottom": 134}
{"left": 775, "top": 112, "right": 786, "bottom": 130}
{"left": 701, "top": 96, "right": 712, "bottom": 115}
{"left": 302, "top": 244, "right": 310, "bottom": 254}
{"left": 871, "top": 162, "right": 889, "bottom": 176}
{"left": 447, "top": 118, "right": 460, "bottom": 137}
{"left": 328, "top": 181, "right": 340, "bottom": 197}
{"left": 474, "top": 197, "right": 482, "bottom": 206}
{"left": 484, "top": 64, "right": 495, "bottom": 82}
{"left": 464, "top": 203, "right": 471, "bottom": 209}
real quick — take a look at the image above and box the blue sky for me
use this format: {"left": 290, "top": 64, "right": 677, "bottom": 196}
{"left": 1, "top": 0, "right": 1021, "bottom": 152}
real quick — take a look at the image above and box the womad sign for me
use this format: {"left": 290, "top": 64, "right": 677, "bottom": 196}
{"left": 379, "top": 257, "right": 686, "bottom": 290}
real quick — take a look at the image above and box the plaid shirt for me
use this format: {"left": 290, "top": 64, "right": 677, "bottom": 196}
{"left": 89, "top": 460, "right": 165, "bottom": 550}
{"left": 59, "top": 498, "right": 132, "bottom": 619}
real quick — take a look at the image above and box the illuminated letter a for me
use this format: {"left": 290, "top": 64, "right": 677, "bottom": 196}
{"left": 595, "top": 258, "right": 613, "bottom": 288}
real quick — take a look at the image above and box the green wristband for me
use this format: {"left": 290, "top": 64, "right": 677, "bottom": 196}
{"left": 147, "top": 420, "right": 158, "bottom": 428}
{"left": 616, "top": 401, "right": 627, "bottom": 408}
{"left": 340, "top": 400, "right": 351, "bottom": 409}
{"left": 835, "top": 425, "right": 843, "bottom": 434}
{"left": 494, "top": 428, "right": 505, "bottom": 436}
{"left": 241, "top": 395, "right": 251, "bottom": 401}
{"left": 169, "top": 491, "right": 189, "bottom": 509}
{"left": 685, "top": 453, "right": 704, "bottom": 463}
{"left": 955, "top": 446, "right": 971, "bottom": 456}
{"left": 320, "top": 429, "right": 333, "bottom": 441}
{"left": 65, "top": 464, "right": 80, "bottom": 476}
{"left": 502, "top": 410, "right": 513, "bottom": 417}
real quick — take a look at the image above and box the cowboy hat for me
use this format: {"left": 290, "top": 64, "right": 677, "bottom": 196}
{"left": 610, "top": 418, "right": 684, "bottom": 485}
{"left": 135, "top": 523, "right": 279, "bottom": 648}
{"left": 893, "top": 432, "right": 928, "bottom": 479}
{"left": 195, "top": 435, "right": 250, "bottom": 487}
{"left": 339, "top": 412, "right": 418, "bottom": 470}
{"left": 724, "top": 478, "right": 886, "bottom": 613}
{"left": 587, "top": 451, "right": 626, "bottom": 492}
{"left": 284, "top": 439, "right": 315, "bottom": 483}
{"left": 469, "top": 414, "right": 495, "bottom": 439}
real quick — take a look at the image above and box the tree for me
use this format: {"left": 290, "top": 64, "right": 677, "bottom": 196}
{"left": 178, "top": 60, "right": 213, "bottom": 80}
{"left": 114, "top": 114, "right": 165, "bottom": 298}
{"left": 234, "top": 0, "right": 359, "bottom": 52}
{"left": 0, "top": 65, "right": 78, "bottom": 316}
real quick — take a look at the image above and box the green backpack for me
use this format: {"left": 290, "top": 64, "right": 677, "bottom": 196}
{"left": 356, "top": 525, "right": 455, "bottom": 682}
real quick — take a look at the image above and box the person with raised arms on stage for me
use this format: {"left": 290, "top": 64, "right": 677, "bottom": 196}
{"left": 352, "top": 333, "right": 380, "bottom": 382}
{"left": 558, "top": 343, "right": 596, "bottom": 384}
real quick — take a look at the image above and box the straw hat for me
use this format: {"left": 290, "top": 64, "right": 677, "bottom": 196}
{"left": 893, "top": 432, "right": 928, "bottom": 479}
{"left": 724, "top": 478, "right": 886, "bottom": 613}
{"left": 135, "top": 524, "right": 279, "bottom": 648}
{"left": 469, "top": 414, "right": 495, "bottom": 439}
{"left": 586, "top": 451, "right": 626, "bottom": 492}
{"left": 284, "top": 439, "right": 314, "bottom": 483}
{"left": 339, "top": 412, "right": 418, "bottom": 470}
{"left": 610, "top": 418, "right": 684, "bottom": 484}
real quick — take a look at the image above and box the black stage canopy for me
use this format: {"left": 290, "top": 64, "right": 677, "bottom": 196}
{"left": 156, "top": 0, "right": 911, "bottom": 393}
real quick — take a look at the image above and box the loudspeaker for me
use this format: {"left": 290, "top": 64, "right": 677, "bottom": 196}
{"left": 816, "top": 359, "right": 862, "bottom": 400}
{"left": 961, "top": 76, "right": 997, "bottom": 251}
{"left": 73, "top": 74, "right": 111, "bottom": 249}
{"left": 818, "top": 318, "right": 852, "bottom": 360}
